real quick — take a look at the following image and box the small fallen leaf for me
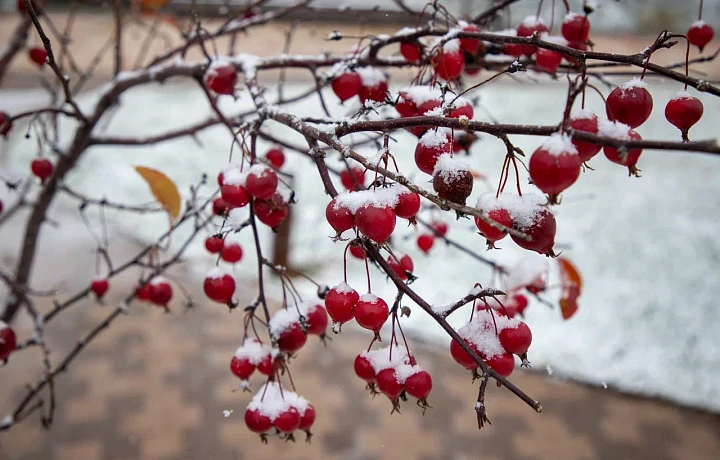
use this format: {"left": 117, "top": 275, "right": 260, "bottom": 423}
{"left": 558, "top": 257, "right": 582, "bottom": 320}
{"left": 135, "top": 166, "right": 181, "bottom": 221}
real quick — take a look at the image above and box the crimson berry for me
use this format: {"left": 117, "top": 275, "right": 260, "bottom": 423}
{"left": 205, "top": 235, "right": 223, "bottom": 254}
{"left": 221, "top": 184, "right": 250, "bottom": 209}
{"left": 245, "top": 408, "right": 272, "bottom": 433}
{"left": 665, "top": 92, "right": 704, "bottom": 140}
{"left": 203, "top": 268, "right": 235, "bottom": 303}
{"left": 256, "top": 354, "right": 275, "bottom": 375}
{"left": 475, "top": 208, "right": 513, "bottom": 242}
{"left": 504, "top": 41, "right": 524, "bottom": 57}
{"left": 325, "top": 198, "right": 355, "bottom": 234}
{"left": 433, "top": 164, "right": 473, "bottom": 205}
{"left": 499, "top": 322, "right": 533, "bottom": 355}
{"left": 354, "top": 354, "right": 376, "bottom": 383}
{"left": 606, "top": 79, "right": 653, "bottom": 128}
{"left": 486, "top": 352, "right": 515, "bottom": 377}
{"left": 375, "top": 368, "right": 404, "bottom": 399}
{"left": 400, "top": 41, "right": 423, "bottom": 62}
{"left": 688, "top": 21, "right": 714, "bottom": 52}
{"left": 245, "top": 166, "right": 278, "bottom": 200}
{"left": 404, "top": 370, "right": 432, "bottom": 399}
{"left": 305, "top": 305, "right": 329, "bottom": 336}
{"left": 299, "top": 405, "right": 316, "bottom": 431}
{"left": 511, "top": 207, "right": 556, "bottom": 255}
{"left": 536, "top": 48, "right": 563, "bottom": 74}
{"left": 0, "top": 112, "right": 11, "bottom": 136}
{"left": 355, "top": 204, "right": 396, "bottom": 243}
{"left": 135, "top": 283, "right": 151, "bottom": 301}
{"left": 561, "top": 13, "right": 590, "bottom": 44}
{"left": 431, "top": 221, "right": 448, "bottom": 236}
{"left": 325, "top": 282, "right": 359, "bottom": 326}
{"left": 432, "top": 41, "right": 465, "bottom": 80}
{"left": 149, "top": 278, "right": 173, "bottom": 307}
{"left": 332, "top": 71, "right": 362, "bottom": 102}
{"left": 387, "top": 254, "right": 414, "bottom": 280}
{"left": 529, "top": 134, "right": 582, "bottom": 196}
{"left": 265, "top": 148, "right": 285, "bottom": 169}
{"left": 395, "top": 97, "right": 418, "bottom": 117}
{"left": 349, "top": 245, "right": 365, "bottom": 259}
{"left": 516, "top": 17, "right": 549, "bottom": 56}
{"left": 459, "top": 22, "right": 481, "bottom": 54}
{"left": 274, "top": 407, "right": 301, "bottom": 433}
{"left": 450, "top": 99, "right": 474, "bottom": 119}
{"left": 415, "top": 130, "right": 452, "bottom": 175}
{"left": 212, "top": 197, "right": 230, "bottom": 216}
{"left": 230, "top": 355, "right": 255, "bottom": 380}
{"left": 394, "top": 191, "right": 421, "bottom": 219}
{"left": 31, "top": 158, "right": 53, "bottom": 183}
{"left": 205, "top": 63, "right": 237, "bottom": 95}
{"left": 354, "top": 293, "right": 389, "bottom": 332}
{"left": 28, "top": 47, "right": 48, "bottom": 67}
{"left": 276, "top": 323, "right": 307, "bottom": 354}
{"left": 417, "top": 98, "right": 442, "bottom": 116}
{"left": 357, "top": 67, "right": 388, "bottom": 103}
{"left": 450, "top": 338, "right": 479, "bottom": 370}
{"left": 569, "top": 111, "right": 602, "bottom": 162}
{"left": 90, "top": 277, "right": 110, "bottom": 299}
{"left": 602, "top": 124, "right": 643, "bottom": 173}
{"left": 0, "top": 322, "right": 17, "bottom": 362}
{"left": 340, "top": 167, "right": 365, "bottom": 191}
{"left": 417, "top": 233, "right": 435, "bottom": 253}
{"left": 220, "top": 241, "right": 243, "bottom": 263}
{"left": 253, "top": 193, "right": 289, "bottom": 228}
{"left": 511, "top": 293, "right": 529, "bottom": 315}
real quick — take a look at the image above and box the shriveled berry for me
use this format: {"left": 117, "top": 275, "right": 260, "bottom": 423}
{"left": 511, "top": 208, "right": 556, "bottom": 255}
{"left": 433, "top": 168, "right": 473, "bottom": 205}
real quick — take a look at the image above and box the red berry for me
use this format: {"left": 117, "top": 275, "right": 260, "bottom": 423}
{"left": 394, "top": 191, "right": 421, "bottom": 219}
{"left": 253, "top": 193, "right": 289, "bottom": 228}
{"left": 0, "top": 112, "right": 12, "bottom": 136}
{"left": 486, "top": 352, "right": 515, "bottom": 377}
{"left": 149, "top": 278, "right": 173, "bottom": 307}
{"left": 415, "top": 130, "right": 452, "bottom": 175}
{"left": 212, "top": 197, "right": 230, "bottom": 216}
{"left": 561, "top": 13, "right": 590, "bottom": 43}
{"left": 357, "top": 67, "right": 388, "bottom": 103}
{"left": 450, "top": 338, "right": 479, "bottom": 370}
{"left": 688, "top": 21, "right": 714, "bottom": 52}
{"left": 606, "top": 80, "right": 653, "bottom": 128}
{"left": 349, "top": 245, "right": 365, "bottom": 259}
{"left": 274, "top": 407, "right": 301, "bottom": 433}
{"left": 499, "top": 322, "right": 533, "bottom": 355}
{"left": 511, "top": 294, "right": 529, "bottom": 315}
{"left": 354, "top": 294, "right": 389, "bottom": 332}
{"left": 265, "top": 148, "right": 285, "bottom": 169}
{"left": 31, "top": 158, "right": 53, "bottom": 183}
{"left": 569, "top": 111, "right": 602, "bottom": 162}
{"left": 325, "top": 283, "right": 359, "bottom": 325}
{"left": 355, "top": 204, "right": 396, "bottom": 243}
{"left": 528, "top": 134, "right": 582, "bottom": 195}
{"left": 340, "top": 167, "right": 365, "bottom": 191}
{"left": 665, "top": 92, "right": 704, "bottom": 139}
{"left": 459, "top": 23, "right": 481, "bottom": 54}
{"left": 417, "top": 234, "right": 435, "bottom": 253}
{"left": 416, "top": 98, "right": 442, "bottom": 116}
{"left": 475, "top": 208, "right": 513, "bottom": 242}
{"left": 245, "top": 408, "right": 272, "bottom": 433}
{"left": 375, "top": 368, "right": 404, "bottom": 399}
{"left": 332, "top": 71, "right": 362, "bottom": 102}
{"left": 221, "top": 184, "right": 250, "bottom": 209}
{"left": 404, "top": 370, "right": 432, "bottom": 399}
{"left": 511, "top": 207, "right": 556, "bottom": 255}
{"left": 536, "top": 48, "right": 563, "bottom": 74}
{"left": 325, "top": 198, "right": 355, "bottom": 234}
{"left": 400, "top": 41, "right": 422, "bottom": 62}
{"left": 245, "top": 166, "right": 278, "bottom": 200}
{"left": 205, "top": 235, "right": 223, "bottom": 253}
{"left": 90, "top": 277, "right": 110, "bottom": 299}
{"left": 28, "top": 47, "right": 48, "bottom": 67}
{"left": 433, "top": 161, "right": 474, "bottom": 205}
{"left": 135, "top": 283, "right": 151, "bottom": 301}
{"left": 205, "top": 63, "right": 237, "bottom": 95}
{"left": 516, "top": 17, "right": 549, "bottom": 56}
{"left": 276, "top": 323, "right": 307, "bottom": 354}
{"left": 298, "top": 405, "right": 316, "bottom": 431}
{"left": 220, "top": 241, "right": 243, "bottom": 263}
{"left": 230, "top": 355, "right": 255, "bottom": 380}
{"left": 432, "top": 43, "right": 465, "bottom": 81}
{"left": 449, "top": 99, "right": 474, "bottom": 119}
{"left": 431, "top": 221, "right": 448, "bottom": 236}
{"left": 603, "top": 126, "right": 643, "bottom": 172}
{"left": 354, "top": 354, "right": 376, "bottom": 382}
{"left": 504, "top": 41, "right": 524, "bottom": 57}
{"left": 395, "top": 97, "right": 418, "bottom": 117}
{"left": 0, "top": 322, "right": 17, "bottom": 361}
{"left": 387, "top": 254, "right": 414, "bottom": 280}
{"left": 203, "top": 268, "right": 236, "bottom": 303}
{"left": 256, "top": 354, "right": 275, "bottom": 375}
{"left": 305, "top": 305, "right": 328, "bottom": 335}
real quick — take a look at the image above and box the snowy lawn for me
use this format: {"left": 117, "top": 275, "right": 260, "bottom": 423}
{"left": 1, "top": 74, "right": 719, "bottom": 412}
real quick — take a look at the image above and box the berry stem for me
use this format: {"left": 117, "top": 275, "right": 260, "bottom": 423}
{"left": 641, "top": 30, "right": 669, "bottom": 80}
{"left": 698, "top": 0, "right": 704, "bottom": 21}
{"left": 363, "top": 248, "right": 372, "bottom": 293}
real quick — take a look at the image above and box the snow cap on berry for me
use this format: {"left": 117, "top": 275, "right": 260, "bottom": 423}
{"left": 394, "top": 364, "right": 422, "bottom": 384}
{"left": 419, "top": 128, "right": 451, "bottom": 148}
{"left": 597, "top": 118, "right": 632, "bottom": 140}
{"left": 206, "top": 266, "right": 232, "bottom": 280}
{"left": 206, "top": 57, "right": 235, "bottom": 75}
{"left": 360, "top": 345, "right": 411, "bottom": 373}
{"left": 564, "top": 12, "right": 583, "bottom": 22}
{"left": 619, "top": 77, "right": 648, "bottom": 91}
{"left": 691, "top": 19, "right": 707, "bottom": 28}
{"left": 433, "top": 153, "right": 471, "bottom": 178}
{"left": 332, "top": 281, "right": 356, "bottom": 294}
{"left": 539, "top": 133, "right": 578, "bottom": 156}
{"left": 269, "top": 307, "right": 302, "bottom": 337}
{"left": 247, "top": 382, "right": 310, "bottom": 421}
{"left": 0, "top": 320, "right": 9, "bottom": 331}
{"left": 355, "top": 66, "right": 386, "bottom": 86}
{"left": 458, "top": 310, "right": 521, "bottom": 358}
{"left": 234, "top": 338, "right": 275, "bottom": 365}
{"left": 572, "top": 107, "right": 596, "bottom": 120}
{"left": 670, "top": 90, "right": 694, "bottom": 101}
{"left": 223, "top": 168, "right": 248, "bottom": 186}
{"left": 521, "top": 15, "right": 546, "bottom": 27}
{"left": 441, "top": 38, "right": 462, "bottom": 52}
{"left": 149, "top": 276, "right": 168, "bottom": 286}
{"left": 476, "top": 192, "right": 546, "bottom": 231}
{"left": 399, "top": 85, "right": 443, "bottom": 105}
{"left": 539, "top": 33, "right": 569, "bottom": 46}
{"left": 92, "top": 274, "right": 108, "bottom": 282}
{"left": 333, "top": 186, "right": 406, "bottom": 214}
{"left": 490, "top": 28, "right": 517, "bottom": 37}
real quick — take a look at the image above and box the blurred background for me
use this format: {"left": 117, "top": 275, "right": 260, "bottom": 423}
{"left": 1, "top": 1, "right": 720, "bottom": 459}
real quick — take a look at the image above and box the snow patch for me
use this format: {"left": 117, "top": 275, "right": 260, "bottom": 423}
{"left": 505, "top": 255, "right": 549, "bottom": 291}
{"left": 206, "top": 266, "right": 230, "bottom": 280}
{"left": 234, "top": 338, "right": 273, "bottom": 365}
{"left": 419, "top": 129, "right": 450, "bottom": 148}
{"left": 671, "top": 90, "right": 693, "bottom": 101}
{"left": 332, "top": 281, "right": 356, "bottom": 294}
{"left": 572, "top": 108, "right": 596, "bottom": 120}
{"left": 597, "top": 119, "right": 632, "bottom": 140}
{"left": 247, "top": 382, "right": 310, "bottom": 421}
{"left": 355, "top": 66, "right": 386, "bottom": 87}
{"left": 459, "top": 310, "right": 521, "bottom": 358}
{"left": 394, "top": 364, "right": 421, "bottom": 384}
{"left": 539, "top": 133, "right": 579, "bottom": 156}
{"left": 433, "top": 153, "right": 470, "bottom": 179}
{"left": 360, "top": 346, "right": 410, "bottom": 373}
{"left": 620, "top": 77, "right": 648, "bottom": 91}
{"left": 476, "top": 193, "right": 546, "bottom": 230}
{"left": 269, "top": 307, "right": 301, "bottom": 337}
{"left": 333, "top": 186, "right": 405, "bottom": 214}
{"left": 399, "top": 85, "right": 442, "bottom": 105}
{"left": 223, "top": 168, "right": 247, "bottom": 186}
{"left": 521, "top": 16, "right": 546, "bottom": 27}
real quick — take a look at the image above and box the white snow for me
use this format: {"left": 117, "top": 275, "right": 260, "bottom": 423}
{"left": 619, "top": 77, "right": 649, "bottom": 90}
{"left": 223, "top": 168, "right": 248, "bottom": 186}
{"left": 206, "top": 266, "right": 230, "bottom": 280}
{"left": 332, "top": 281, "right": 356, "bottom": 295}
{"left": 458, "top": 309, "right": 521, "bottom": 358}
{"left": 476, "top": 193, "right": 546, "bottom": 230}
{"left": 572, "top": 108, "right": 597, "bottom": 120}
{"left": 394, "top": 364, "right": 422, "bottom": 383}
{"left": 234, "top": 338, "right": 273, "bottom": 365}
{"left": 268, "top": 307, "right": 300, "bottom": 337}
{"left": 149, "top": 276, "right": 167, "bottom": 286}
{"left": 597, "top": 118, "right": 632, "bottom": 140}
{"left": 423, "top": 107, "right": 445, "bottom": 117}
{"left": 0, "top": 320, "right": 8, "bottom": 331}
{"left": 433, "top": 153, "right": 470, "bottom": 179}
{"left": 538, "top": 133, "right": 579, "bottom": 156}
{"left": 671, "top": 90, "right": 693, "bottom": 100}
{"left": 521, "top": 16, "right": 546, "bottom": 27}
{"left": 247, "top": 382, "right": 310, "bottom": 420}
{"left": 419, "top": 129, "right": 450, "bottom": 148}
{"left": 247, "top": 163, "right": 269, "bottom": 178}
{"left": 505, "top": 255, "right": 549, "bottom": 291}
{"left": 395, "top": 27, "right": 420, "bottom": 37}
{"left": 333, "top": 186, "right": 404, "bottom": 214}
{"left": 399, "top": 85, "right": 442, "bottom": 105}
{"left": 355, "top": 66, "right": 386, "bottom": 87}
{"left": 359, "top": 292, "right": 379, "bottom": 303}
{"left": 691, "top": 20, "right": 707, "bottom": 28}
{"left": 91, "top": 274, "right": 108, "bottom": 282}
{"left": 360, "top": 345, "right": 410, "bottom": 373}
{"left": 563, "top": 12, "right": 584, "bottom": 23}
{"left": 442, "top": 38, "right": 462, "bottom": 53}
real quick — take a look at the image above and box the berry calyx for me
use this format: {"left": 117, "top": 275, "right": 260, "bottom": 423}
{"left": 404, "top": 370, "right": 432, "bottom": 399}
{"left": 325, "top": 283, "right": 359, "bottom": 326}
{"left": 28, "top": 47, "right": 48, "bottom": 67}
{"left": 432, "top": 40, "right": 465, "bottom": 80}
{"left": 400, "top": 41, "right": 423, "bottom": 62}
{"left": 220, "top": 240, "right": 244, "bottom": 263}
{"left": 205, "top": 235, "right": 223, "bottom": 254}
{"left": 340, "top": 166, "right": 365, "bottom": 191}
{"left": 0, "top": 321, "right": 17, "bottom": 362}
{"left": 606, "top": 79, "right": 653, "bottom": 128}
{"left": 298, "top": 405, "right": 316, "bottom": 431}
{"left": 31, "top": 158, "right": 53, "bottom": 183}
{"left": 355, "top": 204, "right": 396, "bottom": 243}
{"left": 375, "top": 368, "right": 404, "bottom": 399}
{"left": 417, "top": 234, "right": 435, "bottom": 254}
{"left": 354, "top": 293, "right": 389, "bottom": 332}
{"left": 499, "top": 322, "right": 533, "bottom": 355}
{"left": 394, "top": 190, "right": 421, "bottom": 219}
{"left": 561, "top": 13, "right": 590, "bottom": 44}
{"left": 332, "top": 71, "right": 362, "bottom": 102}
{"left": 687, "top": 21, "right": 714, "bottom": 52}
{"left": 354, "top": 354, "right": 376, "bottom": 382}
{"left": 569, "top": 110, "right": 602, "bottom": 162}
{"left": 264, "top": 147, "right": 285, "bottom": 169}
{"left": 231, "top": 355, "right": 255, "bottom": 380}
{"left": 245, "top": 408, "right": 272, "bottom": 433}
{"left": 203, "top": 267, "right": 236, "bottom": 303}
{"left": 325, "top": 198, "right": 355, "bottom": 235}
{"left": 528, "top": 133, "right": 582, "bottom": 196}
{"left": 665, "top": 91, "right": 704, "bottom": 141}
{"left": 474, "top": 208, "right": 513, "bottom": 242}
{"left": 149, "top": 277, "right": 173, "bottom": 307}
{"left": 245, "top": 166, "right": 278, "bottom": 200}
{"left": 276, "top": 323, "right": 307, "bottom": 354}
{"left": 205, "top": 62, "right": 237, "bottom": 95}
{"left": 253, "top": 193, "right": 289, "bottom": 228}
{"left": 387, "top": 253, "right": 414, "bottom": 280}
{"left": 90, "top": 277, "right": 110, "bottom": 300}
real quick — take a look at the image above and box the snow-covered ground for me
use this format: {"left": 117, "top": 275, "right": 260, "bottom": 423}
{"left": 1, "top": 74, "right": 719, "bottom": 412}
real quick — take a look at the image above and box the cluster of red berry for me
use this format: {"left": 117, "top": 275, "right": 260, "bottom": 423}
{"left": 244, "top": 382, "right": 316, "bottom": 439}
